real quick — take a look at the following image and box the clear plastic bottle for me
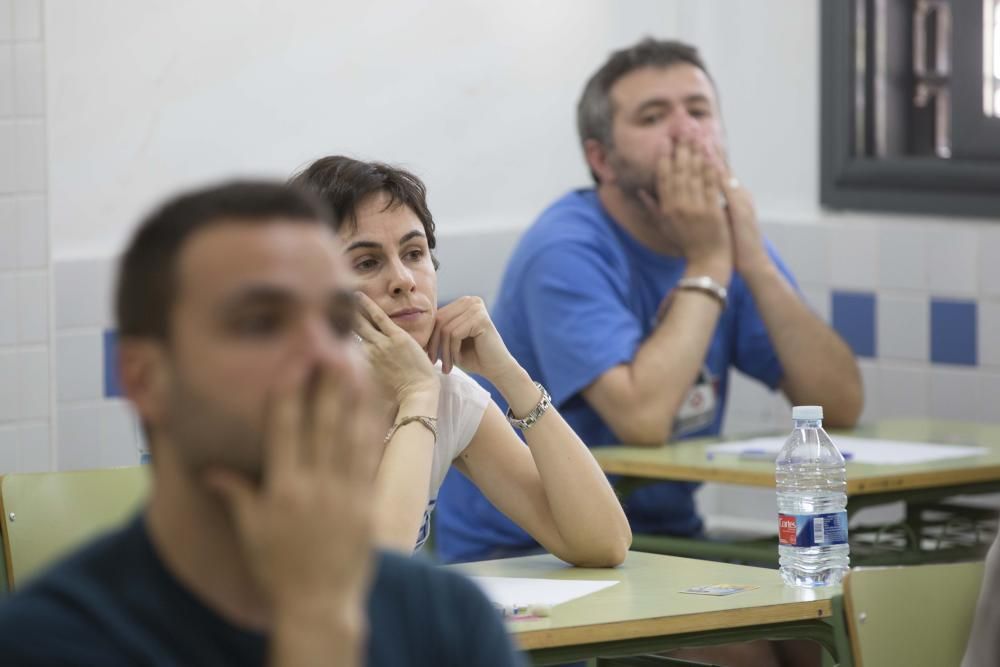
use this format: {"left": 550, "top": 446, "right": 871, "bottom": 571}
{"left": 776, "top": 405, "right": 850, "bottom": 587}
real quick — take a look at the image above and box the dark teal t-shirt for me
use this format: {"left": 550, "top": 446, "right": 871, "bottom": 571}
{"left": 436, "top": 189, "right": 795, "bottom": 563}
{"left": 0, "top": 515, "right": 524, "bottom": 666}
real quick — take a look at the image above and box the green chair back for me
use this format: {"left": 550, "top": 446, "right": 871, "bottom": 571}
{"left": 844, "top": 560, "right": 985, "bottom": 667}
{"left": 0, "top": 467, "right": 150, "bottom": 591}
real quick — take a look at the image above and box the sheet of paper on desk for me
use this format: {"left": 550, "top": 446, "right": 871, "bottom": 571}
{"left": 706, "top": 436, "right": 987, "bottom": 465}
{"left": 470, "top": 576, "right": 618, "bottom": 608}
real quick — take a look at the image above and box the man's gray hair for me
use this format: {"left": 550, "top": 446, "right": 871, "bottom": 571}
{"left": 576, "top": 38, "right": 713, "bottom": 183}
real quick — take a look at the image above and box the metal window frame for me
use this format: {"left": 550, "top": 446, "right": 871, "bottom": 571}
{"left": 820, "top": 0, "right": 1000, "bottom": 218}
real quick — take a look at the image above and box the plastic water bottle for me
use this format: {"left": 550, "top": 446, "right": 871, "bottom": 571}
{"left": 776, "top": 405, "right": 849, "bottom": 587}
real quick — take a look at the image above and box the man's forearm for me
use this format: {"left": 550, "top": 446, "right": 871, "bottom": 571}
{"left": 585, "top": 261, "right": 729, "bottom": 444}
{"left": 742, "top": 261, "right": 863, "bottom": 428}
{"left": 632, "top": 291, "right": 722, "bottom": 428}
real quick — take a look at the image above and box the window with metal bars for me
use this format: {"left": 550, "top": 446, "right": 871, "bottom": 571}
{"left": 821, "top": 0, "right": 1000, "bottom": 217}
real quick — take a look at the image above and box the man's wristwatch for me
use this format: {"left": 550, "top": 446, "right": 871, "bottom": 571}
{"left": 675, "top": 276, "right": 728, "bottom": 310}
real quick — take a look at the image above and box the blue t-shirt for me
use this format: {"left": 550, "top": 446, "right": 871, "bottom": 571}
{"left": 0, "top": 514, "right": 524, "bottom": 666}
{"left": 435, "top": 189, "right": 795, "bottom": 563}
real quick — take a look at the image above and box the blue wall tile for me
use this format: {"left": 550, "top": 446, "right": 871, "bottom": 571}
{"left": 104, "top": 329, "right": 122, "bottom": 397}
{"left": 930, "top": 299, "right": 977, "bottom": 366}
{"left": 832, "top": 291, "right": 876, "bottom": 358}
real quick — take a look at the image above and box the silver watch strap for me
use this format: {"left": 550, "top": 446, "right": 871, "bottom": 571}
{"left": 675, "top": 275, "right": 727, "bottom": 309}
{"left": 506, "top": 382, "right": 552, "bottom": 431}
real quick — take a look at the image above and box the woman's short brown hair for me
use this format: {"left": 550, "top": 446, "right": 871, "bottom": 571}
{"left": 289, "top": 156, "right": 439, "bottom": 269}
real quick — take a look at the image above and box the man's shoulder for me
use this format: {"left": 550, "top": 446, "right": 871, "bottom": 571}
{"left": 372, "top": 550, "right": 490, "bottom": 607}
{"left": 0, "top": 520, "right": 145, "bottom": 664}
{"left": 510, "top": 189, "right": 628, "bottom": 273}
{"left": 537, "top": 187, "right": 602, "bottom": 218}
{"left": 531, "top": 188, "right": 616, "bottom": 241}
{"left": 369, "top": 552, "right": 524, "bottom": 666}
{"left": 0, "top": 517, "right": 142, "bottom": 609}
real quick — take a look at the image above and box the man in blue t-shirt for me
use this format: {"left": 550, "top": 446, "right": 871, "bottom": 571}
{"left": 0, "top": 182, "right": 523, "bottom": 667}
{"left": 437, "top": 38, "right": 863, "bottom": 565}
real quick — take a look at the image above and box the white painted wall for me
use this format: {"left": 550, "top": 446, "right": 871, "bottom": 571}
{"left": 46, "top": 0, "right": 682, "bottom": 258}
{"left": 679, "top": 0, "right": 821, "bottom": 221}
{"left": 51, "top": 0, "right": 996, "bottom": 260}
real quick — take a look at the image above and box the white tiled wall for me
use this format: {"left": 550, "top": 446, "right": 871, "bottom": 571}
{"left": 51, "top": 250, "right": 137, "bottom": 470}
{"left": 830, "top": 224, "right": 878, "bottom": 290}
{"left": 879, "top": 224, "right": 926, "bottom": 291}
{"left": 926, "top": 227, "right": 979, "bottom": 297}
{"left": 54, "top": 331, "right": 101, "bottom": 402}
{"left": 0, "top": 45, "right": 12, "bottom": 117}
{"left": 877, "top": 365, "right": 929, "bottom": 418}
{"left": 877, "top": 295, "right": 927, "bottom": 362}
{"left": 0, "top": 0, "right": 51, "bottom": 472}
{"left": 979, "top": 228, "right": 1000, "bottom": 297}
{"left": 13, "top": 0, "right": 41, "bottom": 42}
{"left": 17, "top": 196, "right": 46, "bottom": 267}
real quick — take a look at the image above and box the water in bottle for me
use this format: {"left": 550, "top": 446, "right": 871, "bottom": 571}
{"left": 776, "top": 405, "right": 849, "bottom": 587}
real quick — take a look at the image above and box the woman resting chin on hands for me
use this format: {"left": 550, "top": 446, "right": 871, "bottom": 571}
{"left": 290, "top": 156, "right": 631, "bottom": 567}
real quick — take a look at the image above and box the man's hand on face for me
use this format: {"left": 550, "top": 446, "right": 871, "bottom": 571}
{"left": 718, "top": 162, "right": 771, "bottom": 277}
{"left": 203, "top": 355, "right": 379, "bottom": 627}
{"left": 639, "top": 134, "right": 732, "bottom": 281}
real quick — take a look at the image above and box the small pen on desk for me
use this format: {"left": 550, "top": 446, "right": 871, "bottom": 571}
{"left": 737, "top": 449, "right": 776, "bottom": 461}
{"left": 494, "top": 603, "right": 552, "bottom": 618}
{"left": 712, "top": 449, "right": 854, "bottom": 462}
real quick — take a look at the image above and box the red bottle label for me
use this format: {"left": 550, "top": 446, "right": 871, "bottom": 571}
{"left": 778, "top": 514, "right": 798, "bottom": 545}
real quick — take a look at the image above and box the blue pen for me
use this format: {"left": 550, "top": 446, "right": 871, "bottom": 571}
{"left": 735, "top": 449, "right": 853, "bottom": 461}
{"left": 494, "top": 603, "right": 552, "bottom": 618}
{"left": 738, "top": 449, "right": 776, "bottom": 461}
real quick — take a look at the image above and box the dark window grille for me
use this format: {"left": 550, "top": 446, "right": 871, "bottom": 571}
{"left": 821, "top": 0, "right": 1000, "bottom": 218}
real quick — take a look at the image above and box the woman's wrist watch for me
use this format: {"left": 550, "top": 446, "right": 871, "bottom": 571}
{"left": 506, "top": 382, "right": 552, "bottom": 431}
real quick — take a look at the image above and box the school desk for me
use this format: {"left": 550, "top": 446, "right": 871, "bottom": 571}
{"left": 452, "top": 550, "right": 851, "bottom": 666}
{"left": 591, "top": 419, "right": 1000, "bottom": 565}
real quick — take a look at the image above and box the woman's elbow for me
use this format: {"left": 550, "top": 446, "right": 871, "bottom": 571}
{"left": 605, "top": 529, "right": 633, "bottom": 566}
{"left": 564, "top": 529, "right": 632, "bottom": 568}
{"left": 577, "top": 542, "right": 630, "bottom": 568}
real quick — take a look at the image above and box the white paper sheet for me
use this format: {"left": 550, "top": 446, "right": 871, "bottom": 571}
{"left": 705, "top": 435, "right": 987, "bottom": 465}
{"left": 469, "top": 576, "right": 617, "bottom": 609}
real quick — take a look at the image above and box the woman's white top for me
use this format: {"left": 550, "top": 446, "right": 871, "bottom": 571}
{"left": 412, "top": 363, "right": 490, "bottom": 550}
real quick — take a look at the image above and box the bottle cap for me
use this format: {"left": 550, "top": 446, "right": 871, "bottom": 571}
{"left": 792, "top": 405, "right": 823, "bottom": 420}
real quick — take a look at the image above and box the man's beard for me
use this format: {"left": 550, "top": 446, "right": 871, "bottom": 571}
{"left": 607, "top": 150, "right": 658, "bottom": 210}
{"left": 606, "top": 148, "right": 687, "bottom": 253}
{"left": 163, "top": 373, "right": 266, "bottom": 486}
